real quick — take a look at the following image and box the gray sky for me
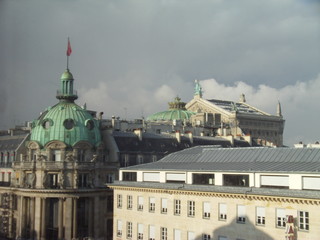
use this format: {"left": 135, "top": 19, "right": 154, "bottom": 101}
{"left": 0, "top": 0, "right": 319, "bottom": 146}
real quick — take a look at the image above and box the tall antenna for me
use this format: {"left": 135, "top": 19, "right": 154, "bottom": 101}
{"left": 66, "top": 37, "right": 72, "bottom": 69}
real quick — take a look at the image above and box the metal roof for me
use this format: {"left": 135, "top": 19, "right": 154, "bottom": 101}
{"left": 207, "top": 99, "right": 264, "bottom": 115}
{"left": 122, "top": 146, "right": 320, "bottom": 173}
{"left": 0, "top": 134, "right": 28, "bottom": 151}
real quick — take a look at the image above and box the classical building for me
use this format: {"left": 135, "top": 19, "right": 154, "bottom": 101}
{"left": 0, "top": 68, "right": 118, "bottom": 240}
{"left": 186, "top": 80, "right": 285, "bottom": 146}
{"left": 110, "top": 146, "right": 320, "bottom": 240}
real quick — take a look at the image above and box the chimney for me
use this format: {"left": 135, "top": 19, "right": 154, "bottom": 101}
{"left": 188, "top": 132, "right": 193, "bottom": 144}
{"left": 176, "top": 131, "right": 181, "bottom": 143}
{"left": 134, "top": 129, "right": 143, "bottom": 141}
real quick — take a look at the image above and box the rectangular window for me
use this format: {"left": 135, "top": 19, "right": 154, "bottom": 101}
{"left": 174, "top": 199, "right": 181, "bottom": 215}
{"left": 223, "top": 174, "right": 249, "bottom": 187}
{"left": 106, "top": 173, "right": 115, "bottom": 183}
{"left": 174, "top": 229, "right": 181, "bottom": 240}
{"left": 138, "top": 196, "right": 144, "bottom": 211}
{"left": 117, "top": 194, "right": 122, "bottom": 208}
{"left": 237, "top": 205, "right": 246, "bottom": 223}
{"left": 188, "top": 232, "right": 195, "bottom": 240}
{"left": 276, "top": 208, "right": 286, "bottom": 228}
{"left": 149, "top": 197, "right": 155, "bottom": 212}
{"left": 203, "top": 202, "right": 211, "bottom": 219}
{"left": 203, "top": 234, "right": 211, "bottom": 240}
{"left": 78, "top": 173, "right": 88, "bottom": 188}
{"left": 149, "top": 225, "right": 155, "bottom": 240}
{"left": 299, "top": 211, "right": 309, "bottom": 231}
{"left": 161, "top": 198, "right": 168, "bottom": 213}
{"left": 219, "top": 203, "right": 227, "bottom": 221}
{"left": 127, "top": 222, "right": 132, "bottom": 238}
{"left": 138, "top": 223, "right": 144, "bottom": 239}
{"left": 188, "top": 200, "right": 195, "bottom": 217}
{"left": 161, "top": 227, "right": 167, "bottom": 240}
{"left": 143, "top": 172, "right": 160, "bottom": 182}
{"left": 166, "top": 173, "right": 186, "bottom": 183}
{"left": 122, "top": 172, "right": 137, "bottom": 181}
{"left": 256, "top": 207, "right": 265, "bottom": 225}
{"left": 261, "top": 175, "right": 289, "bottom": 189}
{"left": 192, "top": 173, "right": 215, "bottom": 185}
{"left": 127, "top": 195, "right": 133, "bottom": 210}
{"left": 303, "top": 177, "right": 320, "bottom": 190}
{"left": 117, "top": 220, "right": 122, "bottom": 237}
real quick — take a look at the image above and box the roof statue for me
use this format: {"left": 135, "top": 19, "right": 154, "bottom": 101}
{"left": 239, "top": 93, "right": 246, "bottom": 103}
{"left": 194, "top": 79, "right": 203, "bottom": 98}
{"left": 277, "top": 101, "right": 282, "bottom": 117}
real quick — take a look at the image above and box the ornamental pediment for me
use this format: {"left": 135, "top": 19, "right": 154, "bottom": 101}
{"left": 45, "top": 140, "right": 67, "bottom": 150}
{"left": 27, "top": 141, "right": 41, "bottom": 149}
{"left": 73, "top": 141, "right": 93, "bottom": 149}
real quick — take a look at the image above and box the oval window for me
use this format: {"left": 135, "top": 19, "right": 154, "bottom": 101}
{"left": 42, "top": 119, "right": 52, "bottom": 129}
{"left": 86, "top": 120, "right": 94, "bottom": 130}
{"left": 64, "top": 119, "right": 74, "bottom": 130}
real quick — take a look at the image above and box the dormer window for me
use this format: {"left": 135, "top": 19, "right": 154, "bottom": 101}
{"left": 85, "top": 119, "right": 94, "bottom": 130}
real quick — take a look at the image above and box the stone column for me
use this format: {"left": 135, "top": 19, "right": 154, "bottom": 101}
{"left": 34, "top": 197, "right": 42, "bottom": 239}
{"left": 40, "top": 198, "right": 46, "bottom": 240}
{"left": 64, "top": 198, "right": 73, "bottom": 239}
{"left": 88, "top": 198, "right": 93, "bottom": 237}
{"left": 72, "top": 198, "right": 77, "bottom": 239}
{"left": 58, "top": 198, "right": 64, "bottom": 240}
{"left": 94, "top": 196, "right": 100, "bottom": 239}
{"left": 30, "top": 197, "right": 35, "bottom": 239}
{"left": 17, "top": 196, "right": 25, "bottom": 238}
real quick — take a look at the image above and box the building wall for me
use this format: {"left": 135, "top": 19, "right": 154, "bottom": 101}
{"left": 112, "top": 187, "right": 320, "bottom": 240}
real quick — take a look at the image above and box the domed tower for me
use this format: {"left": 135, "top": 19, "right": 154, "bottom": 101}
{"left": 12, "top": 45, "right": 115, "bottom": 239}
{"left": 147, "top": 96, "right": 195, "bottom": 122}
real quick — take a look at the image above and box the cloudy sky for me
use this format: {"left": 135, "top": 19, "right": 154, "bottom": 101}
{"left": 0, "top": 0, "right": 319, "bottom": 146}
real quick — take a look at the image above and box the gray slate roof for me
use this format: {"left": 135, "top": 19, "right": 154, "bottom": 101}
{"left": 122, "top": 146, "right": 320, "bottom": 173}
{"left": 0, "top": 134, "right": 28, "bottom": 151}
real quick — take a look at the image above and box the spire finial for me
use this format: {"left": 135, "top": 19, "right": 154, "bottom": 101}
{"left": 277, "top": 100, "right": 282, "bottom": 117}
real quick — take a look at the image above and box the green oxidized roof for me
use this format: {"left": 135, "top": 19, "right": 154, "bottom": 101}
{"left": 30, "top": 102, "right": 101, "bottom": 147}
{"left": 147, "top": 96, "right": 195, "bottom": 122}
{"left": 30, "top": 69, "right": 101, "bottom": 147}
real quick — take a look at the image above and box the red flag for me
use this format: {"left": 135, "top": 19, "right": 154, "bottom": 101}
{"left": 66, "top": 38, "right": 72, "bottom": 56}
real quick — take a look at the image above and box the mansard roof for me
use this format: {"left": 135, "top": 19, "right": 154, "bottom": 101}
{"left": 123, "top": 146, "right": 320, "bottom": 173}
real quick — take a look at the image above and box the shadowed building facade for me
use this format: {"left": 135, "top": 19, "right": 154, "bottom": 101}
{"left": 0, "top": 68, "right": 118, "bottom": 240}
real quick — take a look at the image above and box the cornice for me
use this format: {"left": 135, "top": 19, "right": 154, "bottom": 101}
{"left": 109, "top": 185, "right": 320, "bottom": 205}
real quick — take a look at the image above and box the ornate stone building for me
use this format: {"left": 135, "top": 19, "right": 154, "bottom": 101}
{"left": 0, "top": 68, "right": 118, "bottom": 240}
{"left": 186, "top": 80, "right": 285, "bottom": 146}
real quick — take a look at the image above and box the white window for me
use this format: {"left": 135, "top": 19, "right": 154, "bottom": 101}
{"left": 127, "top": 195, "right": 133, "bottom": 209}
{"left": 161, "top": 198, "right": 168, "bottom": 213}
{"left": 203, "top": 202, "right": 211, "bottom": 219}
{"left": 149, "top": 197, "right": 155, "bottom": 212}
{"left": 174, "top": 229, "right": 181, "bottom": 240}
{"left": 117, "top": 194, "right": 122, "bottom": 208}
{"left": 219, "top": 203, "right": 227, "bottom": 220}
{"left": 188, "top": 200, "right": 195, "bottom": 217}
{"left": 143, "top": 172, "right": 160, "bottom": 182}
{"left": 117, "top": 220, "right": 122, "bottom": 237}
{"left": 127, "top": 222, "right": 132, "bottom": 238}
{"left": 174, "top": 199, "right": 181, "bottom": 215}
{"left": 166, "top": 173, "right": 186, "bottom": 182}
{"left": 256, "top": 207, "right": 265, "bottom": 225}
{"left": 299, "top": 211, "right": 309, "bottom": 231}
{"left": 303, "top": 177, "right": 320, "bottom": 190}
{"left": 149, "top": 225, "right": 155, "bottom": 240}
{"left": 276, "top": 208, "right": 286, "bottom": 228}
{"left": 188, "top": 232, "right": 195, "bottom": 240}
{"left": 52, "top": 150, "right": 61, "bottom": 161}
{"left": 161, "top": 227, "right": 167, "bottom": 240}
{"left": 138, "top": 223, "right": 144, "bottom": 239}
{"left": 260, "top": 175, "right": 289, "bottom": 188}
{"left": 237, "top": 205, "right": 246, "bottom": 223}
{"left": 203, "top": 234, "right": 211, "bottom": 240}
{"left": 138, "top": 196, "right": 144, "bottom": 211}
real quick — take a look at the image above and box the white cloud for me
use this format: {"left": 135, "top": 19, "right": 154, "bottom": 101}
{"left": 201, "top": 74, "right": 320, "bottom": 146}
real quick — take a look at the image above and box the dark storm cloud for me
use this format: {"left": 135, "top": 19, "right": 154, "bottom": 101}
{"left": 0, "top": 0, "right": 319, "bottom": 146}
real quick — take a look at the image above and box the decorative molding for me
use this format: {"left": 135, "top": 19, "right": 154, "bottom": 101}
{"left": 109, "top": 186, "right": 320, "bottom": 205}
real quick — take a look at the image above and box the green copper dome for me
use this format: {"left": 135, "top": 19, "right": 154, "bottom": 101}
{"left": 147, "top": 97, "right": 195, "bottom": 122}
{"left": 31, "top": 102, "right": 101, "bottom": 147}
{"left": 30, "top": 69, "right": 101, "bottom": 147}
